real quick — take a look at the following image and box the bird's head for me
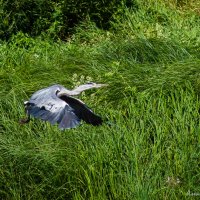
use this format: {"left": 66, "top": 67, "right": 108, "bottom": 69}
{"left": 71, "top": 82, "right": 108, "bottom": 95}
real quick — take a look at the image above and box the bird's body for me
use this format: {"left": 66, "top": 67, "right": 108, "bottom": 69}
{"left": 20, "top": 83, "right": 107, "bottom": 129}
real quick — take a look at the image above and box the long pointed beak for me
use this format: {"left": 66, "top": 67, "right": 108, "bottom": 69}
{"left": 94, "top": 83, "right": 108, "bottom": 88}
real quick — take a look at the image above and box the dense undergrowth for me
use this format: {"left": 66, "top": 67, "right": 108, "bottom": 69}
{"left": 0, "top": 0, "right": 137, "bottom": 40}
{"left": 0, "top": 0, "right": 200, "bottom": 199}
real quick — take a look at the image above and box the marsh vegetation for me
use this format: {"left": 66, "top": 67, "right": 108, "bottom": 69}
{"left": 0, "top": 0, "right": 200, "bottom": 199}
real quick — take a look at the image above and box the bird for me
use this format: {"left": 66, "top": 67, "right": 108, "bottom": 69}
{"left": 20, "top": 82, "right": 107, "bottom": 129}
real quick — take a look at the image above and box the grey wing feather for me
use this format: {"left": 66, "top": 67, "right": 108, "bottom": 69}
{"left": 27, "top": 85, "right": 81, "bottom": 129}
{"left": 58, "top": 107, "right": 81, "bottom": 129}
{"left": 28, "top": 104, "right": 61, "bottom": 124}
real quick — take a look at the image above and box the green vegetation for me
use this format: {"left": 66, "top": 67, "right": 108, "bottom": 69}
{"left": 0, "top": 0, "right": 200, "bottom": 199}
{"left": 0, "top": 0, "right": 137, "bottom": 40}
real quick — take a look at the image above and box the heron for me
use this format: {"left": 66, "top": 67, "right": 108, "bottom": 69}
{"left": 20, "top": 82, "right": 107, "bottom": 129}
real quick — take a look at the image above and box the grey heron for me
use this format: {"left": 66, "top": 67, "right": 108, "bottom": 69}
{"left": 20, "top": 82, "right": 107, "bottom": 129}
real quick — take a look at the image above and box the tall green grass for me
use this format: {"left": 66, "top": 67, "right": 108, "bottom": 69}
{"left": 1, "top": 82, "right": 200, "bottom": 199}
{"left": 0, "top": 1, "right": 200, "bottom": 199}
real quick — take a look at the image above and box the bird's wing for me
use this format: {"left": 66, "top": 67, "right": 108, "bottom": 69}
{"left": 27, "top": 86, "right": 80, "bottom": 129}
{"left": 59, "top": 95, "right": 103, "bottom": 126}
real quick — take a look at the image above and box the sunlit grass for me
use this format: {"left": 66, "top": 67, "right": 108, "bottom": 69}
{"left": 1, "top": 81, "right": 200, "bottom": 199}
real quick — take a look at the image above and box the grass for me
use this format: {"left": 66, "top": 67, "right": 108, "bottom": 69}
{"left": 0, "top": 1, "right": 200, "bottom": 199}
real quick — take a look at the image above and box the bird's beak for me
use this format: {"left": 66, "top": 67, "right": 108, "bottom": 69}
{"left": 94, "top": 83, "right": 108, "bottom": 88}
